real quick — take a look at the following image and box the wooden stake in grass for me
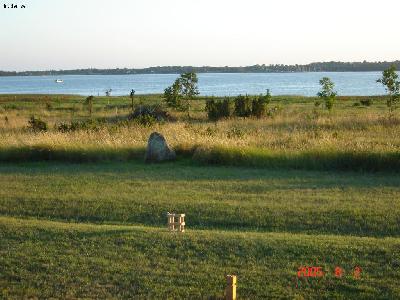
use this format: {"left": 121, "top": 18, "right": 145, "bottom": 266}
{"left": 167, "top": 213, "right": 185, "bottom": 232}
{"left": 226, "top": 275, "right": 237, "bottom": 300}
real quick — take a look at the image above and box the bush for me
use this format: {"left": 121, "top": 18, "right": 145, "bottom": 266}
{"left": 317, "top": 77, "right": 337, "bottom": 111}
{"left": 128, "top": 104, "right": 170, "bottom": 122}
{"left": 57, "top": 119, "right": 103, "bottom": 132}
{"left": 205, "top": 98, "right": 232, "bottom": 121}
{"left": 57, "top": 121, "right": 83, "bottom": 132}
{"left": 28, "top": 116, "right": 47, "bottom": 132}
{"left": 251, "top": 91, "right": 271, "bottom": 118}
{"left": 163, "top": 72, "right": 199, "bottom": 113}
{"left": 205, "top": 99, "right": 218, "bottom": 120}
{"left": 206, "top": 92, "right": 272, "bottom": 120}
{"left": 360, "top": 99, "right": 373, "bottom": 106}
{"left": 219, "top": 98, "right": 233, "bottom": 118}
{"left": 234, "top": 95, "right": 252, "bottom": 117}
{"left": 134, "top": 114, "right": 156, "bottom": 127}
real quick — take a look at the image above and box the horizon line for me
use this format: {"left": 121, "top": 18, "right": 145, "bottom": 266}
{"left": 1, "top": 60, "right": 400, "bottom": 73}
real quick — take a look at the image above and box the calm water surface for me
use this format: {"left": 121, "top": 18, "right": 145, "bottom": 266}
{"left": 0, "top": 72, "right": 388, "bottom": 96}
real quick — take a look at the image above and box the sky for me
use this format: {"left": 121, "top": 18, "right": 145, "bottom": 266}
{"left": 1, "top": 0, "right": 399, "bottom": 71}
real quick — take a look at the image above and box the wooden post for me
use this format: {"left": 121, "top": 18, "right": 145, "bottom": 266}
{"left": 167, "top": 213, "right": 174, "bottom": 231}
{"left": 226, "top": 275, "right": 237, "bottom": 300}
{"left": 178, "top": 214, "right": 185, "bottom": 232}
{"left": 167, "top": 213, "right": 185, "bottom": 232}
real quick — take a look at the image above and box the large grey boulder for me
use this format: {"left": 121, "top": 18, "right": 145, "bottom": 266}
{"left": 145, "top": 132, "right": 176, "bottom": 163}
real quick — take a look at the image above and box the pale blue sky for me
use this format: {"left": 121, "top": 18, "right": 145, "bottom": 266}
{"left": 1, "top": 0, "right": 399, "bottom": 71}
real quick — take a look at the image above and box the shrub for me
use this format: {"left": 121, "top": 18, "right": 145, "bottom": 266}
{"left": 317, "top": 77, "right": 337, "bottom": 111}
{"left": 207, "top": 92, "right": 271, "bottom": 120}
{"left": 377, "top": 65, "right": 400, "bottom": 112}
{"left": 128, "top": 104, "right": 169, "bottom": 122}
{"left": 205, "top": 98, "right": 232, "bottom": 120}
{"left": 28, "top": 116, "right": 47, "bottom": 132}
{"left": 234, "top": 95, "right": 252, "bottom": 117}
{"left": 219, "top": 98, "right": 233, "bottom": 118}
{"left": 134, "top": 114, "right": 156, "bottom": 127}
{"left": 57, "top": 121, "right": 85, "bottom": 132}
{"left": 251, "top": 90, "right": 271, "bottom": 118}
{"left": 4, "top": 104, "right": 18, "bottom": 110}
{"left": 360, "top": 99, "right": 373, "bottom": 106}
{"left": 164, "top": 72, "right": 199, "bottom": 113}
{"left": 205, "top": 99, "right": 218, "bottom": 120}
{"left": 57, "top": 122, "right": 71, "bottom": 132}
{"left": 164, "top": 81, "right": 183, "bottom": 110}
{"left": 57, "top": 119, "right": 104, "bottom": 132}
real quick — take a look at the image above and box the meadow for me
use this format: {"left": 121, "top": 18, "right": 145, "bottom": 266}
{"left": 0, "top": 94, "right": 399, "bottom": 170}
{"left": 0, "top": 93, "right": 399, "bottom": 299}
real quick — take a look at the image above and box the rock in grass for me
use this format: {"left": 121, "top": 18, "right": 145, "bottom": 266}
{"left": 145, "top": 132, "right": 176, "bottom": 163}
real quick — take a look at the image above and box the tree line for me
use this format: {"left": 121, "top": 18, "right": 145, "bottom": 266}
{"left": 1, "top": 61, "right": 400, "bottom": 76}
{"left": 164, "top": 65, "right": 400, "bottom": 119}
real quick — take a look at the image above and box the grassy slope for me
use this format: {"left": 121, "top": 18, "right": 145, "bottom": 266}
{"left": 1, "top": 217, "right": 400, "bottom": 299}
{"left": 0, "top": 162, "right": 400, "bottom": 298}
{"left": 0, "top": 161, "right": 399, "bottom": 237}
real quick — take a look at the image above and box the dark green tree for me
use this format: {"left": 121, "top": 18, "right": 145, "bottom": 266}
{"left": 205, "top": 97, "right": 233, "bottom": 121}
{"left": 317, "top": 77, "right": 337, "bottom": 111}
{"left": 163, "top": 73, "right": 199, "bottom": 114}
{"left": 252, "top": 89, "right": 272, "bottom": 118}
{"left": 179, "top": 72, "right": 200, "bottom": 99}
{"left": 205, "top": 98, "right": 218, "bottom": 121}
{"left": 164, "top": 80, "right": 183, "bottom": 110}
{"left": 234, "top": 95, "right": 252, "bottom": 117}
{"left": 377, "top": 65, "right": 400, "bottom": 112}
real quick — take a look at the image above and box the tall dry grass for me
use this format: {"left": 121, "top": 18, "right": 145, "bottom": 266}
{"left": 0, "top": 97, "right": 399, "bottom": 169}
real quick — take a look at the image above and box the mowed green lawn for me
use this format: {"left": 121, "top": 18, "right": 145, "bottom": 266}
{"left": 1, "top": 161, "right": 400, "bottom": 299}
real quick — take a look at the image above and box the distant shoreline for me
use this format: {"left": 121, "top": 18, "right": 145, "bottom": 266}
{"left": 0, "top": 71, "right": 394, "bottom": 78}
{"left": 1, "top": 60, "right": 399, "bottom": 77}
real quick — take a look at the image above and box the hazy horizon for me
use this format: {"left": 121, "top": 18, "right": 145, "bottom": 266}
{"left": 2, "top": 60, "right": 400, "bottom": 73}
{"left": 1, "top": 0, "right": 399, "bottom": 71}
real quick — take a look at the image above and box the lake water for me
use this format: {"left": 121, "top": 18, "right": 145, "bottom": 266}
{"left": 0, "top": 72, "right": 389, "bottom": 96}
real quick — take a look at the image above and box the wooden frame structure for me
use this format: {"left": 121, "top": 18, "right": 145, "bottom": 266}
{"left": 167, "top": 213, "right": 185, "bottom": 232}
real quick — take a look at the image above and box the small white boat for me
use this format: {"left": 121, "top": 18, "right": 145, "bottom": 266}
{"left": 55, "top": 79, "right": 64, "bottom": 83}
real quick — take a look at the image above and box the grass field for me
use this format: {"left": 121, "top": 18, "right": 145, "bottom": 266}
{"left": 1, "top": 94, "right": 400, "bottom": 172}
{"left": 0, "top": 94, "right": 399, "bottom": 298}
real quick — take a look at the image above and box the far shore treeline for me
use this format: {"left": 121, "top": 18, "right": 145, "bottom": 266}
{"left": 1, "top": 60, "right": 400, "bottom": 76}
